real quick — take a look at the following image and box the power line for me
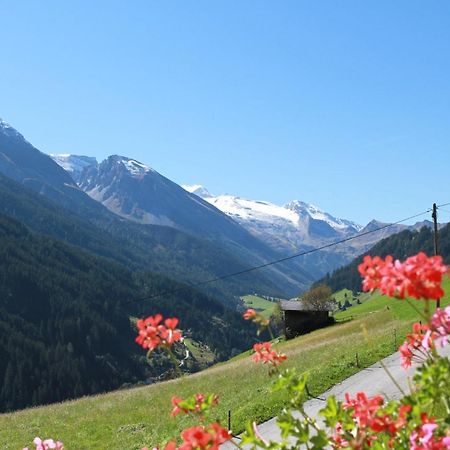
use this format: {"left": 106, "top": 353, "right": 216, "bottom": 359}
{"left": 125, "top": 206, "right": 441, "bottom": 305}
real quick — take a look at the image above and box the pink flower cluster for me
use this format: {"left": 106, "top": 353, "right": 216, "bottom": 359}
{"left": 409, "top": 414, "right": 450, "bottom": 450}
{"left": 252, "top": 342, "right": 287, "bottom": 366}
{"left": 135, "top": 314, "right": 182, "bottom": 351}
{"left": 171, "top": 393, "right": 219, "bottom": 417}
{"left": 399, "top": 322, "right": 434, "bottom": 369}
{"left": 146, "top": 423, "right": 231, "bottom": 450}
{"left": 431, "top": 306, "right": 450, "bottom": 347}
{"left": 242, "top": 308, "right": 269, "bottom": 327}
{"left": 336, "top": 393, "right": 450, "bottom": 450}
{"left": 243, "top": 308, "right": 257, "bottom": 320}
{"left": 177, "top": 423, "right": 231, "bottom": 450}
{"left": 335, "top": 393, "right": 411, "bottom": 448}
{"left": 342, "top": 392, "right": 385, "bottom": 428}
{"left": 358, "top": 252, "right": 448, "bottom": 300}
{"left": 23, "top": 437, "right": 63, "bottom": 450}
{"left": 399, "top": 307, "right": 450, "bottom": 369}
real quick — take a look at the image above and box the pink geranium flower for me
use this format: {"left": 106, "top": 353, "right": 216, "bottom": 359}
{"left": 358, "top": 253, "right": 448, "bottom": 300}
{"left": 252, "top": 342, "right": 287, "bottom": 366}
{"left": 135, "top": 314, "right": 182, "bottom": 351}
{"left": 430, "top": 306, "right": 450, "bottom": 347}
{"left": 243, "top": 308, "right": 257, "bottom": 320}
{"left": 23, "top": 437, "right": 64, "bottom": 450}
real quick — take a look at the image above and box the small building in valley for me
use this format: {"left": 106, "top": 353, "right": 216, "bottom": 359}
{"left": 279, "top": 300, "right": 333, "bottom": 339}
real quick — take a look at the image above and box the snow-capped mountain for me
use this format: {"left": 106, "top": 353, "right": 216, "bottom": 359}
{"left": 285, "top": 200, "right": 362, "bottom": 233}
{"left": 0, "top": 118, "right": 80, "bottom": 200}
{"left": 0, "top": 118, "right": 25, "bottom": 140}
{"left": 182, "top": 185, "right": 362, "bottom": 248}
{"left": 183, "top": 185, "right": 360, "bottom": 232}
{"left": 184, "top": 184, "right": 213, "bottom": 199}
{"left": 50, "top": 154, "right": 97, "bottom": 181}
{"left": 181, "top": 185, "right": 430, "bottom": 277}
{"left": 0, "top": 120, "right": 312, "bottom": 298}
{"left": 71, "top": 155, "right": 314, "bottom": 292}
{"left": 77, "top": 155, "right": 232, "bottom": 228}
{"left": 48, "top": 150, "right": 434, "bottom": 282}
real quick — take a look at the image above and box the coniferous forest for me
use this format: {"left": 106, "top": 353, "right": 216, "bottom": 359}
{"left": 0, "top": 212, "right": 255, "bottom": 412}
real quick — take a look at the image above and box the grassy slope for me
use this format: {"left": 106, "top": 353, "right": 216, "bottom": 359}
{"left": 334, "top": 278, "right": 450, "bottom": 322}
{"left": 241, "top": 294, "right": 277, "bottom": 319}
{"left": 183, "top": 339, "right": 215, "bottom": 366}
{"left": 332, "top": 288, "right": 354, "bottom": 303}
{"left": 2, "top": 281, "right": 449, "bottom": 449}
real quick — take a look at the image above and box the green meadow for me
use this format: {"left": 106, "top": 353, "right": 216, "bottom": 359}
{"left": 3, "top": 278, "right": 449, "bottom": 449}
{"left": 241, "top": 294, "right": 278, "bottom": 318}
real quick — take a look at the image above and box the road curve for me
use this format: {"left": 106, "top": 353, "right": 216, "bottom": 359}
{"left": 223, "top": 346, "right": 450, "bottom": 448}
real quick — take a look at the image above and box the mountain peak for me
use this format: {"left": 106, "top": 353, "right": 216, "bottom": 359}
{"left": 285, "top": 200, "right": 362, "bottom": 232}
{"left": 182, "top": 184, "right": 212, "bottom": 198}
{"left": 0, "top": 118, "right": 25, "bottom": 140}
{"left": 285, "top": 200, "right": 320, "bottom": 215}
{"left": 0, "top": 118, "right": 12, "bottom": 129}
{"left": 50, "top": 154, "right": 98, "bottom": 175}
{"left": 107, "top": 155, "right": 154, "bottom": 177}
{"left": 361, "top": 219, "right": 388, "bottom": 232}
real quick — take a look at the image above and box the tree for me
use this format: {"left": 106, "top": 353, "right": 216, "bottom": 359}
{"left": 299, "top": 284, "right": 335, "bottom": 311}
{"left": 269, "top": 302, "right": 284, "bottom": 336}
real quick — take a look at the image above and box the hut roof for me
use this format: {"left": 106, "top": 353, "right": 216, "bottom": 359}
{"left": 279, "top": 299, "right": 334, "bottom": 312}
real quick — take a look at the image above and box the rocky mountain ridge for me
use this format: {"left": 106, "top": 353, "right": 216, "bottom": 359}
{"left": 183, "top": 184, "right": 435, "bottom": 277}
{"left": 46, "top": 151, "right": 437, "bottom": 279}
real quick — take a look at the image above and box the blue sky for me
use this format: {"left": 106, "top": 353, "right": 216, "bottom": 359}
{"left": 1, "top": 1, "right": 449, "bottom": 225}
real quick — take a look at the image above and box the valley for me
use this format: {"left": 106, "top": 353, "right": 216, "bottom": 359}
{"left": 3, "top": 279, "right": 449, "bottom": 449}
{"left": 0, "top": 117, "right": 448, "bottom": 445}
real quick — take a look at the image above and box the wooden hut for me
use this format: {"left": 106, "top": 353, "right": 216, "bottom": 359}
{"left": 279, "top": 300, "right": 333, "bottom": 339}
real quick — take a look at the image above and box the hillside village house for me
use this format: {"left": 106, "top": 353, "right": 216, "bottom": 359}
{"left": 279, "top": 300, "right": 334, "bottom": 339}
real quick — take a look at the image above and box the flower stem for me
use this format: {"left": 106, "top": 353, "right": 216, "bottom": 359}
{"left": 424, "top": 299, "right": 431, "bottom": 322}
{"left": 299, "top": 407, "right": 322, "bottom": 433}
{"left": 405, "top": 298, "right": 428, "bottom": 321}
{"left": 442, "top": 396, "right": 450, "bottom": 417}
{"left": 379, "top": 359, "right": 405, "bottom": 396}
{"left": 228, "top": 438, "right": 244, "bottom": 450}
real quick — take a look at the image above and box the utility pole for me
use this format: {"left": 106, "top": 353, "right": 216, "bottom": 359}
{"left": 432, "top": 203, "right": 441, "bottom": 308}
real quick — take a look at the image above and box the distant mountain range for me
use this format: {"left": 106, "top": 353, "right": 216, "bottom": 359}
{"left": 0, "top": 116, "right": 444, "bottom": 412}
{"left": 183, "top": 184, "right": 362, "bottom": 248}
{"left": 0, "top": 119, "right": 312, "bottom": 298}
{"left": 182, "top": 185, "right": 437, "bottom": 277}
{"left": 0, "top": 116, "right": 440, "bottom": 291}
{"left": 45, "top": 150, "right": 439, "bottom": 280}
{"left": 48, "top": 152, "right": 314, "bottom": 286}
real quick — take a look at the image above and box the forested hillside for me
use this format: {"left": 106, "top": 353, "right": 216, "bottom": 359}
{"left": 319, "top": 224, "right": 450, "bottom": 293}
{"left": 0, "top": 121, "right": 313, "bottom": 298}
{"left": 0, "top": 173, "right": 287, "bottom": 304}
{"left": 0, "top": 213, "right": 255, "bottom": 412}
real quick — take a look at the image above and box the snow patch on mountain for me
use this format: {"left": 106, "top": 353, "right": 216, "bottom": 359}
{"left": 208, "top": 195, "right": 300, "bottom": 225}
{"left": 0, "top": 118, "right": 13, "bottom": 131}
{"left": 104, "top": 155, "right": 154, "bottom": 178}
{"left": 182, "top": 185, "right": 362, "bottom": 235}
{"left": 50, "top": 154, "right": 98, "bottom": 175}
{"left": 183, "top": 184, "right": 212, "bottom": 198}
{"left": 286, "top": 200, "right": 363, "bottom": 232}
{"left": 122, "top": 158, "right": 153, "bottom": 176}
{"left": 0, "top": 118, "right": 25, "bottom": 140}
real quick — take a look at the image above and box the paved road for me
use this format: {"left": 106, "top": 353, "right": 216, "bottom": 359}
{"left": 223, "top": 346, "right": 450, "bottom": 448}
